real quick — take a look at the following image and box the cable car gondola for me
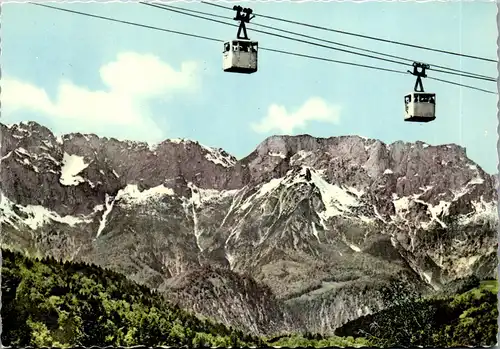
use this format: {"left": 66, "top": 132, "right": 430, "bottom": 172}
{"left": 404, "top": 62, "right": 436, "bottom": 123}
{"left": 223, "top": 39, "right": 258, "bottom": 74}
{"left": 404, "top": 92, "right": 436, "bottom": 122}
{"left": 223, "top": 5, "right": 258, "bottom": 74}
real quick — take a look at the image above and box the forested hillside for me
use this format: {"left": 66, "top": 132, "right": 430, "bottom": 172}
{"left": 1, "top": 248, "right": 264, "bottom": 348}
{"left": 335, "top": 277, "right": 498, "bottom": 347}
{"left": 1, "top": 247, "right": 497, "bottom": 348}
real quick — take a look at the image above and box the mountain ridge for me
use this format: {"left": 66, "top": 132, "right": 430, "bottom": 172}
{"left": 1, "top": 120, "right": 497, "bottom": 335}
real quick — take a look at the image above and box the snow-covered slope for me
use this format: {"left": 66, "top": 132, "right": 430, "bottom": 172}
{"left": 0, "top": 121, "right": 497, "bottom": 335}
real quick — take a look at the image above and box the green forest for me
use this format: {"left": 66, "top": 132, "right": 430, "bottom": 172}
{"left": 333, "top": 277, "right": 498, "bottom": 347}
{"left": 2, "top": 247, "right": 498, "bottom": 348}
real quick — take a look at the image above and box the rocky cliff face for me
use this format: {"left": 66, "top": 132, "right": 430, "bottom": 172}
{"left": 1, "top": 121, "right": 497, "bottom": 335}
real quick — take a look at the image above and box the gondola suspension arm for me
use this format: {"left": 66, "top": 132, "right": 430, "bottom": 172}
{"left": 408, "top": 62, "right": 430, "bottom": 93}
{"left": 233, "top": 5, "right": 255, "bottom": 40}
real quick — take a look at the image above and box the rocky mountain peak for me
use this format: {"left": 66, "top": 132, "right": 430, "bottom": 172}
{"left": 1, "top": 120, "right": 497, "bottom": 336}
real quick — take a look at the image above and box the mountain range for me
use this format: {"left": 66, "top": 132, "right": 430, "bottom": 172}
{"left": 1, "top": 120, "right": 497, "bottom": 336}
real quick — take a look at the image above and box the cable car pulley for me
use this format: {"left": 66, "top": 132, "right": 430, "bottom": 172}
{"left": 409, "top": 62, "right": 429, "bottom": 92}
{"left": 233, "top": 5, "right": 254, "bottom": 40}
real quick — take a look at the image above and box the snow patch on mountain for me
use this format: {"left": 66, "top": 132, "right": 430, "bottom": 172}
{"left": 200, "top": 145, "right": 237, "bottom": 168}
{"left": 240, "top": 178, "right": 283, "bottom": 211}
{"left": 186, "top": 183, "right": 202, "bottom": 251}
{"left": 290, "top": 150, "right": 314, "bottom": 166}
{"left": 269, "top": 151, "right": 287, "bottom": 159}
{"left": 115, "top": 184, "right": 175, "bottom": 205}
{"left": 11, "top": 147, "right": 43, "bottom": 173}
{"left": 305, "top": 168, "right": 360, "bottom": 219}
{"left": 458, "top": 197, "right": 497, "bottom": 226}
{"left": 180, "top": 182, "right": 237, "bottom": 252}
{"left": 188, "top": 184, "right": 238, "bottom": 208}
{"left": 96, "top": 194, "right": 116, "bottom": 239}
{"left": 162, "top": 138, "right": 236, "bottom": 167}
{"left": 41, "top": 152, "right": 60, "bottom": 165}
{"left": 15, "top": 147, "right": 30, "bottom": 157}
{"left": 167, "top": 138, "right": 186, "bottom": 144}
{"left": 348, "top": 243, "right": 362, "bottom": 252}
{"left": 59, "top": 153, "right": 89, "bottom": 186}
{"left": 1, "top": 150, "right": 13, "bottom": 162}
{"left": 349, "top": 187, "right": 366, "bottom": 199}
{"left": 238, "top": 167, "right": 361, "bottom": 225}
{"left": 0, "top": 192, "right": 92, "bottom": 230}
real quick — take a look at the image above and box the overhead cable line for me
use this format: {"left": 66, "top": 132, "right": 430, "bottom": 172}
{"left": 30, "top": 3, "right": 497, "bottom": 95}
{"left": 428, "top": 77, "right": 496, "bottom": 95}
{"left": 260, "top": 47, "right": 408, "bottom": 76}
{"left": 145, "top": 2, "right": 494, "bottom": 81}
{"left": 30, "top": 3, "right": 402, "bottom": 75}
{"left": 30, "top": 2, "right": 222, "bottom": 43}
{"left": 143, "top": 2, "right": 496, "bottom": 83}
{"left": 201, "top": 1, "right": 498, "bottom": 64}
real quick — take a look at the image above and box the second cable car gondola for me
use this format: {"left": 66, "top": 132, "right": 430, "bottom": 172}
{"left": 404, "top": 62, "right": 436, "bottom": 123}
{"left": 223, "top": 5, "right": 258, "bottom": 74}
{"left": 404, "top": 92, "right": 436, "bottom": 122}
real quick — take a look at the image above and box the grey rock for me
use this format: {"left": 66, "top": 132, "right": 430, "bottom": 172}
{"left": 0, "top": 121, "right": 497, "bottom": 336}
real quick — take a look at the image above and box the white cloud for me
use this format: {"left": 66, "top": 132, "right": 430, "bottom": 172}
{"left": 100, "top": 52, "right": 199, "bottom": 98}
{"left": 251, "top": 97, "right": 341, "bottom": 134}
{"left": 2, "top": 52, "right": 200, "bottom": 142}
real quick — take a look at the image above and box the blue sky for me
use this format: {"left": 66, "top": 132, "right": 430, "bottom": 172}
{"left": 2, "top": 1, "right": 498, "bottom": 173}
